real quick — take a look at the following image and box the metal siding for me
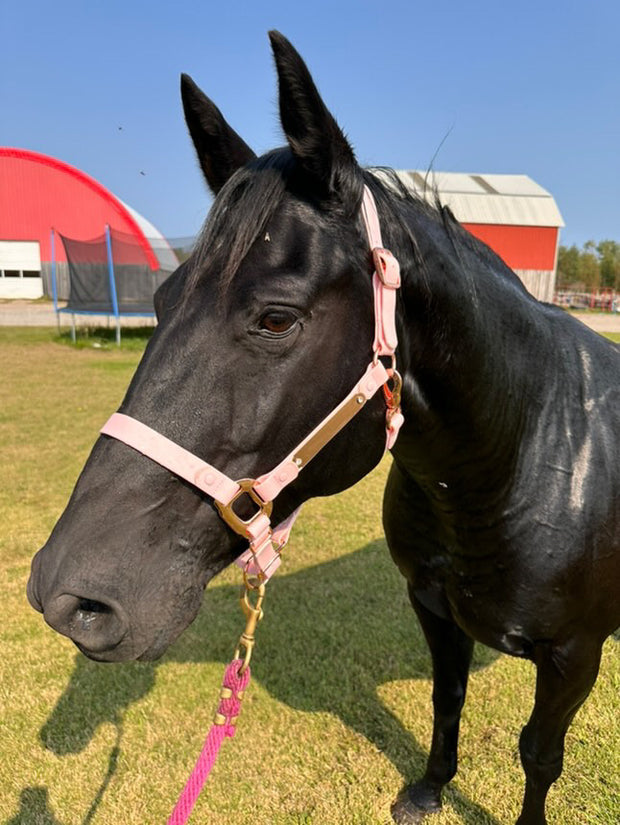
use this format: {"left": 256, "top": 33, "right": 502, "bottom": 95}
{"left": 463, "top": 224, "right": 559, "bottom": 271}
{"left": 513, "top": 270, "right": 556, "bottom": 303}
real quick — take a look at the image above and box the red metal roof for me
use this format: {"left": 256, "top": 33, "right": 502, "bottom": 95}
{"left": 0, "top": 148, "right": 158, "bottom": 267}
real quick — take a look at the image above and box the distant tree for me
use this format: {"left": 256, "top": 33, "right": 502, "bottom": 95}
{"left": 580, "top": 244, "right": 601, "bottom": 290}
{"left": 557, "top": 244, "right": 582, "bottom": 287}
{"left": 555, "top": 240, "right": 620, "bottom": 291}
{"left": 596, "top": 240, "right": 620, "bottom": 290}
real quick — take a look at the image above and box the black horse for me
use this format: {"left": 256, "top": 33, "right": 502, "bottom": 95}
{"left": 28, "top": 32, "right": 619, "bottom": 825}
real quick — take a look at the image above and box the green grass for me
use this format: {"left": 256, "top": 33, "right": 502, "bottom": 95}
{"left": 1, "top": 327, "right": 618, "bottom": 825}
{"left": 54, "top": 324, "right": 156, "bottom": 351}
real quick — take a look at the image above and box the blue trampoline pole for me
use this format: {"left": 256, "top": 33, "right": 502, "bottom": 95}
{"left": 50, "top": 228, "right": 61, "bottom": 333}
{"left": 105, "top": 225, "right": 121, "bottom": 346}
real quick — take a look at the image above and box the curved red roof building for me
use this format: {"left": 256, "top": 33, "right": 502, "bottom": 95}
{"left": 0, "top": 148, "right": 176, "bottom": 298}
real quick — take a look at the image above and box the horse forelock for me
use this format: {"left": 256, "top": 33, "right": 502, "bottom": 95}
{"left": 184, "top": 148, "right": 295, "bottom": 299}
{"left": 183, "top": 150, "right": 402, "bottom": 303}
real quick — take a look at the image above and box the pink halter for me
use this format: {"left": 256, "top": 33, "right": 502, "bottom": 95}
{"left": 100, "top": 185, "right": 403, "bottom": 580}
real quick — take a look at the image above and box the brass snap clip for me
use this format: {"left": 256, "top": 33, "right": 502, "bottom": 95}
{"left": 234, "top": 580, "right": 266, "bottom": 674}
{"left": 384, "top": 367, "right": 403, "bottom": 419}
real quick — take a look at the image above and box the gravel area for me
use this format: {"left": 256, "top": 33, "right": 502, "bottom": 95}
{"left": 0, "top": 301, "right": 156, "bottom": 329}
{"left": 0, "top": 299, "right": 618, "bottom": 333}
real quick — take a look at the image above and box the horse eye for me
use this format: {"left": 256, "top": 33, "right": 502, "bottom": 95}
{"left": 258, "top": 310, "right": 298, "bottom": 336}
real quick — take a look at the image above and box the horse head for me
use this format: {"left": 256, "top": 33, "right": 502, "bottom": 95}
{"left": 27, "top": 32, "right": 393, "bottom": 662}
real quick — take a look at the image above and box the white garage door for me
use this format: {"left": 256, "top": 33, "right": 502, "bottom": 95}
{"left": 0, "top": 241, "right": 43, "bottom": 298}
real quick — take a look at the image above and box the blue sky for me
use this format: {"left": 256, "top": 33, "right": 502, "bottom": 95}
{"left": 2, "top": 1, "right": 619, "bottom": 246}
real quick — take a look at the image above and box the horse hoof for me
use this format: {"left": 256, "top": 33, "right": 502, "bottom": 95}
{"left": 391, "top": 783, "right": 442, "bottom": 824}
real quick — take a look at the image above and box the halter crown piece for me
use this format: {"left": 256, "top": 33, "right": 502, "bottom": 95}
{"left": 100, "top": 185, "right": 404, "bottom": 580}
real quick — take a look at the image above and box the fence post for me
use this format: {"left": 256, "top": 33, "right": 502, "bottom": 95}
{"left": 105, "top": 225, "right": 121, "bottom": 346}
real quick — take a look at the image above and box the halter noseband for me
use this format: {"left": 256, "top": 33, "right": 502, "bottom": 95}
{"left": 100, "top": 185, "right": 404, "bottom": 580}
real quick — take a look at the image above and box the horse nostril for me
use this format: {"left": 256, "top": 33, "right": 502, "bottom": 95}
{"left": 43, "top": 592, "right": 128, "bottom": 655}
{"left": 75, "top": 598, "right": 113, "bottom": 630}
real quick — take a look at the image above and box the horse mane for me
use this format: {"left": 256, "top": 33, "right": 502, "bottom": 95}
{"left": 364, "top": 167, "right": 527, "bottom": 297}
{"left": 184, "top": 152, "right": 525, "bottom": 305}
{"left": 362, "top": 167, "right": 432, "bottom": 293}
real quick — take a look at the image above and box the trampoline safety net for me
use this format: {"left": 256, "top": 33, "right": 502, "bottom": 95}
{"left": 59, "top": 228, "right": 177, "bottom": 315}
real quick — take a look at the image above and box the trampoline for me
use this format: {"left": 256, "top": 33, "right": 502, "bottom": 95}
{"left": 52, "top": 225, "right": 179, "bottom": 344}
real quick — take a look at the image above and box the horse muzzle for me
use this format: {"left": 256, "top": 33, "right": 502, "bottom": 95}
{"left": 27, "top": 552, "right": 132, "bottom": 660}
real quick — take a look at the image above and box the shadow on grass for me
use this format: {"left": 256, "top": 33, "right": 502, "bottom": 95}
{"left": 5, "top": 788, "right": 63, "bottom": 825}
{"left": 35, "top": 540, "right": 501, "bottom": 824}
{"left": 7, "top": 726, "right": 123, "bottom": 825}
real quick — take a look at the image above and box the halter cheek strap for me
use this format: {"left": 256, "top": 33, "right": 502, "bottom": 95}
{"left": 100, "top": 185, "right": 403, "bottom": 580}
{"left": 361, "top": 187, "right": 400, "bottom": 357}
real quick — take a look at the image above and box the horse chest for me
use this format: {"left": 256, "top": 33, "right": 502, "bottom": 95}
{"left": 408, "top": 537, "right": 549, "bottom": 657}
{"left": 383, "top": 463, "right": 573, "bottom": 648}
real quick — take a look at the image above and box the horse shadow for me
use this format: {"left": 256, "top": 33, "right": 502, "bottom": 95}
{"left": 6, "top": 788, "right": 63, "bottom": 825}
{"left": 34, "top": 540, "right": 501, "bottom": 824}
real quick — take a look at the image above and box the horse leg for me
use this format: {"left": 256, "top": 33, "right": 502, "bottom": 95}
{"left": 392, "top": 586, "right": 474, "bottom": 824}
{"left": 516, "top": 635, "right": 602, "bottom": 825}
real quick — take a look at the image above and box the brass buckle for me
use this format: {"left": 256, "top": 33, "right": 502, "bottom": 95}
{"left": 215, "top": 478, "right": 273, "bottom": 536}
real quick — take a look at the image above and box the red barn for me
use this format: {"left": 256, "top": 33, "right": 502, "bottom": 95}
{"left": 0, "top": 148, "right": 177, "bottom": 299}
{"left": 395, "top": 171, "right": 564, "bottom": 302}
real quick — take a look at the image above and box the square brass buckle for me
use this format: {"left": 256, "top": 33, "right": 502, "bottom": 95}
{"left": 215, "top": 478, "right": 273, "bottom": 536}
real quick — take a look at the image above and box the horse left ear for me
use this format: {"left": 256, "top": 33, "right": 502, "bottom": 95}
{"left": 269, "top": 31, "right": 360, "bottom": 207}
{"left": 181, "top": 73, "right": 257, "bottom": 194}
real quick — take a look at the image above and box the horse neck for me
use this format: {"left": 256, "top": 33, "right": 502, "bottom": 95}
{"left": 391, "top": 203, "right": 548, "bottom": 489}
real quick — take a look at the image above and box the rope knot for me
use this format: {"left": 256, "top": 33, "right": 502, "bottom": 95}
{"left": 213, "top": 659, "right": 251, "bottom": 736}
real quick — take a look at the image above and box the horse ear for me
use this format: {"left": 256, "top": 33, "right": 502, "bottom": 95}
{"left": 268, "top": 31, "right": 360, "bottom": 205}
{"left": 180, "top": 74, "right": 257, "bottom": 194}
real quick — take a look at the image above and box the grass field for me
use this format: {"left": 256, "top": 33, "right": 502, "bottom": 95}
{"left": 1, "top": 327, "right": 618, "bottom": 825}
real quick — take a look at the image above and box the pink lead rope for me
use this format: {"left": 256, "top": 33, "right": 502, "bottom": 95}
{"left": 100, "top": 185, "right": 403, "bottom": 823}
{"left": 166, "top": 659, "right": 251, "bottom": 825}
